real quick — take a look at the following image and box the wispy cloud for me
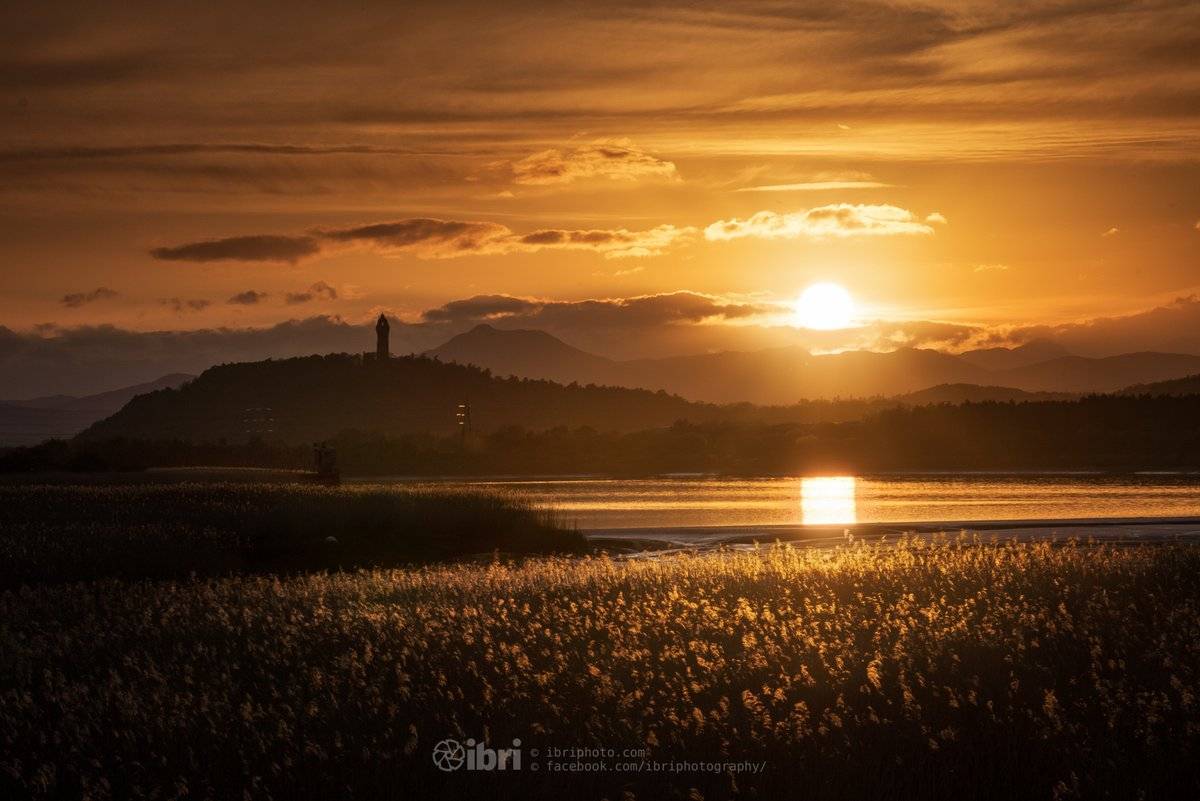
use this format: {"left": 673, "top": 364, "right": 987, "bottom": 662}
{"left": 736, "top": 181, "right": 892, "bottom": 192}
{"left": 153, "top": 201, "right": 936, "bottom": 267}
{"left": 421, "top": 291, "right": 772, "bottom": 327}
{"left": 227, "top": 290, "right": 268, "bottom": 305}
{"left": 285, "top": 281, "right": 339, "bottom": 305}
{"left": 153, "top": 218, "right": 696, "bottom": 264}
{"left": 151, "top": 235, "right": 321, "bottom": 264}
{"left": 507, "top": 139, "right": 678, "bottom": 186}
{"left": 60, "top": 287, "right": 118, "bottom": 308}
{"left": 705, "top": 204, "right": 936, "bottom": 242}
{"left": 160, "top": 297, "right": 211, "bottom": 313}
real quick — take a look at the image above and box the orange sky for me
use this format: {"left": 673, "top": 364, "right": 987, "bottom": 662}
{"left": 2, "top": 0, "right": 1199, "bottom": 362}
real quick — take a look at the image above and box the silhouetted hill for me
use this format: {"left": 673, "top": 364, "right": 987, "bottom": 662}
{"left": 895, "top": 383, "right": 1077, "bottom": 405}
{"left": 424, "top": 326, "right": 1200, "bottom": 403}
{"left": 957, "top": 340, "right": 1072, "bottom": 371}
{"left": 79, "top": 354, "right": 726, "bottom": 443}
{"left": 0, "top": 374, "right": 193, "bottom": 446}
{"left": 9, "top": 374, "right": 195, "bottom": 411}
{"left": 993, "top": 352, "right": 1200, "bottom": 393}
{"left": 1119, "top": 373, "right": 1200, "bottom": 396}
{"left": 617, "top": 346, "right": 992, "bottom": 403}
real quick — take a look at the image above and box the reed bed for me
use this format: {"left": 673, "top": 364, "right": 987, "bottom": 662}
{"left": 2, "top": 537, "right": 1198, "bottom": 799}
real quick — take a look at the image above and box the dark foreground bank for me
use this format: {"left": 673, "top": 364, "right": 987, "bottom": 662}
{"left": 0, "top": 483, "right": 585, "bottom": 587}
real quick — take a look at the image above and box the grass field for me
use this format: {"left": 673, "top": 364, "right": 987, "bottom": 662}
{"left": 2, "top": 537, "right": 1198, "bottom": 800}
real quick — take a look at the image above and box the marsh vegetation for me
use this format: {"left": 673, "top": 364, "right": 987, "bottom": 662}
{"left": 2, "top": 536, "right": 1198, "bottom": 799}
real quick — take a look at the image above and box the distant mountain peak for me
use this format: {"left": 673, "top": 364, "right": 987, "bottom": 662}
{"left": 959, "top": 339, "right": 1073, "bottom": 371}
{"left": 434, "top": 323, "right": 595, "bottom": 351}
{"left": 425, "top": 325, "right": 616, "bottom": 383}
{"left": 0, "top": 372, "right": 195, "bottom": 446}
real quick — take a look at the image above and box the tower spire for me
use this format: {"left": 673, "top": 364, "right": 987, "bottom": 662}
{"left": 375, "top": 313, "right": 390, "bottom": 359}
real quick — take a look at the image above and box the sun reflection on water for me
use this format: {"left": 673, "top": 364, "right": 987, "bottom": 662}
{"left": 800, "top": 476, "right": 858, "bottom": 525}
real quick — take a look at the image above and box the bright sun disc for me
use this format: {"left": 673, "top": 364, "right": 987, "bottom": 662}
{"left": 793, "top": 282, "right": 855, "bottom": 330}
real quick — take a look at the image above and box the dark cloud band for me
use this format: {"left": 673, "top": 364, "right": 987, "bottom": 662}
{"left": 151, "top": 235, "right": 322, "bottom": 265}
{"left": 151, "top": 219, "right": 694, "bottom": 264}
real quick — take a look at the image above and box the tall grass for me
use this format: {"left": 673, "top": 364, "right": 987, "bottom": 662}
{"left": 1, "top": 538, "right": 1198, "bottom": 799}
{"left": 0, "top": 484, "right": 583, "bottom": 586}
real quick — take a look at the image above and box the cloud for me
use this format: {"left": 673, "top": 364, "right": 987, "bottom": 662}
{"left": 0, "top": 143, "right": 423, "bottom": 161}
{"left": 421, "top": 294, "right": 537, "bottom": 322}
{"left": 161, "top": 298, "right": 212, "bottom": 313}
{"left": 869, "top": 319, "right": 983, "bottom": 350}
{"left": 509, "top": 225, "right": 692, "bottom": 259}
{"left": 155, "top": 218, "right": 696, "bottom": 263}
{"left": 284, "top": 282, "right": 339, "bottom": 305}
{"left": 736, "top": 181, "right": 892, "bottom": 192}
{"left": 1102, "top": 227, "right": 1120, "bottom": 237}
{"left": 227, "top": 290, "right": 268, "bottom": 305}
{"left": 151, "top": 235, "right": 321, "bottom": 264}
{"left": 153, "top": 202, "right": 941, "bottom": 269}
{"left": 60, "top": 287, "right": 118, "bottom": 308}
{"left": 320, "top": 219, "right": 511, "bottom": 257}
{"left": 705, "top": 204, "right": 936, "bottom": 242}
{"left": 508, "top": 139, "right": 677, "bottom": 186}
{"left": 973, "top": 263, "right": 1010, "bottom": 273}
{"left": 421, "top": 291, "right": 773, "bottom": 329}
{"left": 925, "top": 212, "right": 947, "bottom": 225}
{"left": 995, "top": 295, "right": 1200, "bottom": 357}
{"left": 1, "top": 0, "right": 1198, "bottom": 217}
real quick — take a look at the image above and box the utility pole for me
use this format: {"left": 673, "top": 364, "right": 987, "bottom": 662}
{"left": 456, "top": 400, "right": 472, "bottom": 448}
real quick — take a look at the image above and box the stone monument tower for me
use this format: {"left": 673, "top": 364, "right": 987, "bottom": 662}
{"left": 375, "top": 313, "right": 390, "bottom": 359}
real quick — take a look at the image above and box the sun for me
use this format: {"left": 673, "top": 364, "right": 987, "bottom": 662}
{"left": 793, "top": 282, "right": 856, "bottom": 330}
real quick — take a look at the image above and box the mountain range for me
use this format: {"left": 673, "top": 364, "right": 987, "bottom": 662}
{"left": 426, "top": 324, "right": 1200, "bottom": 404}
{"left": 1120, "top": 373, "right": 1200, "bottom": 396}
{"left": 0, "top": 374, "right": 193, "bottom": 446}
{"left": 892, "top": 384, "right": 1078, "bottom": 405}
{"left": 8, "top": 325, "right": 1200, "bottom": 448}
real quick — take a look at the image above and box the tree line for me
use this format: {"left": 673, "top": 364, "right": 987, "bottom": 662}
{"left": 5, "top": 394, "right": 1200, "bottom": 475}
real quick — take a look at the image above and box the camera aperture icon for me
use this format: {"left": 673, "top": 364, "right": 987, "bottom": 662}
{"left": 432, "top": 739, "right": 466, "bottom": 772}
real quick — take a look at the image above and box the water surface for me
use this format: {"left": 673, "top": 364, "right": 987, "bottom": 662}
{"left": 353, "top": 474, "right": 1200, "bottom": 530}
